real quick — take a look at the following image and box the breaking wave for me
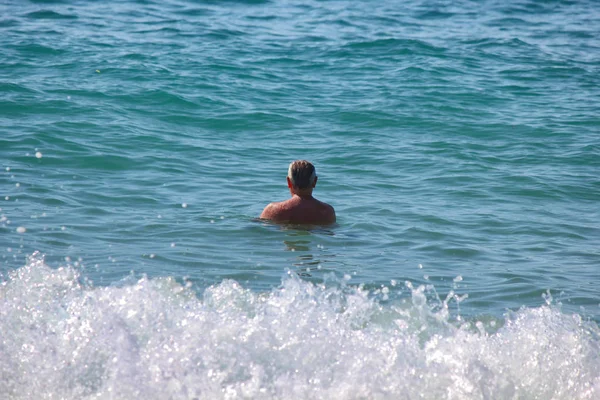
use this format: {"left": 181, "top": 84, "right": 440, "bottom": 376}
{"left": 1, "top": 253, "right": 598, "bottom": 399}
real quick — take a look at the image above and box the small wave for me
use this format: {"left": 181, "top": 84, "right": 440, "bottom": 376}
{"left": 28, "top": 0, "right": 69, "bottom": 3}
{"left": 12, "top": 43, "right": 67, "bottom": 56}
{"left": 0, "top": 18, "right": 19, "bottom": 28}
{"left": 344, "top": 38, "right": 444, "bottom": 53}
{"left": 24, "top": 10, "right": 77, "bottom": 20}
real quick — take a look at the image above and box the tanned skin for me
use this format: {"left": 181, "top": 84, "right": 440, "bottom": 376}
{"left": 260, "top": 176, "right": 336, "bottom": 225}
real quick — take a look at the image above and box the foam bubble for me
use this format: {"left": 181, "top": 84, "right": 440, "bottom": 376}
{"left": 0, "top": 253, "right": 598, "bottom": 399}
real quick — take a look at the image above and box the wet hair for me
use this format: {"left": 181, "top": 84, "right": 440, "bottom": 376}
{"left": 288, "top": 160, "right": 317, "bottom": 189}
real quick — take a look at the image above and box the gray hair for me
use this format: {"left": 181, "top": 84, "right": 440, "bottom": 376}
{"left": 287, "top": 160, "right": 316, "bottom": 189}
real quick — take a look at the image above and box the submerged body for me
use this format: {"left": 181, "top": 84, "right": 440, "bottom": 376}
{"left": 260, "top": 160, "right": 336, "bottom": 225}
{"left": 260, "top": 194, "right": 336, "bottom": 225}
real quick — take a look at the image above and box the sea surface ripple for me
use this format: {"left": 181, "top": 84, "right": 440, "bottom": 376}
{"left": 1, "top": 0, "right": 600, "bottom": 398}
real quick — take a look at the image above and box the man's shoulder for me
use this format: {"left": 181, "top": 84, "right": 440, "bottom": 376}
{"left": 322, "top": 201, "right": 334, "bottom": 210}
{"left": 260, "top": 201, "right": 289, "bottom": 219}
{"left": 320, "top": 201, "right": 336, "bottom": 222}
{"left": 317, "top": 199, "right": 335, "bottom": 212}
{"left": 260, "top": 202, "right": 276, "bottom": 219}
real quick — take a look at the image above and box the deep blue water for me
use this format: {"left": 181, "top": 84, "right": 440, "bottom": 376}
{"left": 1, "top": 0, "right": 600, "bottom": 398}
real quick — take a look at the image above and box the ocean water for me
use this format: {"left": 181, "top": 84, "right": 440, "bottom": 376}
{"left": 1, "top": 0, "right": 600, "bottom": 398}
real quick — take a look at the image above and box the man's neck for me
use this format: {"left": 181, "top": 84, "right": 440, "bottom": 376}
{"left": 291, "top": 191, "right": 314, "bottom": 200}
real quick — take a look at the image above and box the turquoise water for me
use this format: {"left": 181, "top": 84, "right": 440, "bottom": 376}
{"left": 1, "top": 0, "right": 600, "bottom": 398}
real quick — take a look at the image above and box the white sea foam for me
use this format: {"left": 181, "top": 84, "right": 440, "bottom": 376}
{"left": 0, "top": 253, "right": 598, "bottom": 400}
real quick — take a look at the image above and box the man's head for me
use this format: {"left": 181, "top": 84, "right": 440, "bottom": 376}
{"left": 287, "top": 160, "right": 317, "bottom": 192}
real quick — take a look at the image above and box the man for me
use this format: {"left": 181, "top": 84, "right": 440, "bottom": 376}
{"left": 260, "top": 160, "right": 336, "bottom": 225}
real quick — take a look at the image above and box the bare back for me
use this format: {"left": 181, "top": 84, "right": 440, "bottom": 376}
{"left": 260, "top": 195, "right": 336, "bottom": 225}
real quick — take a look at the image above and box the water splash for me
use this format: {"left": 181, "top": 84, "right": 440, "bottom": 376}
{"left": 0, "top": 253, "right": 598, "bottom": 399}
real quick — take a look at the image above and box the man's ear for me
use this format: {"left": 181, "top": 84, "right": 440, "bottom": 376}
{"left": 287, "top": 176, "right": 293, "bottom": 188}
{"left": 312, "top": 176, "right": 318, "bottom": 188}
